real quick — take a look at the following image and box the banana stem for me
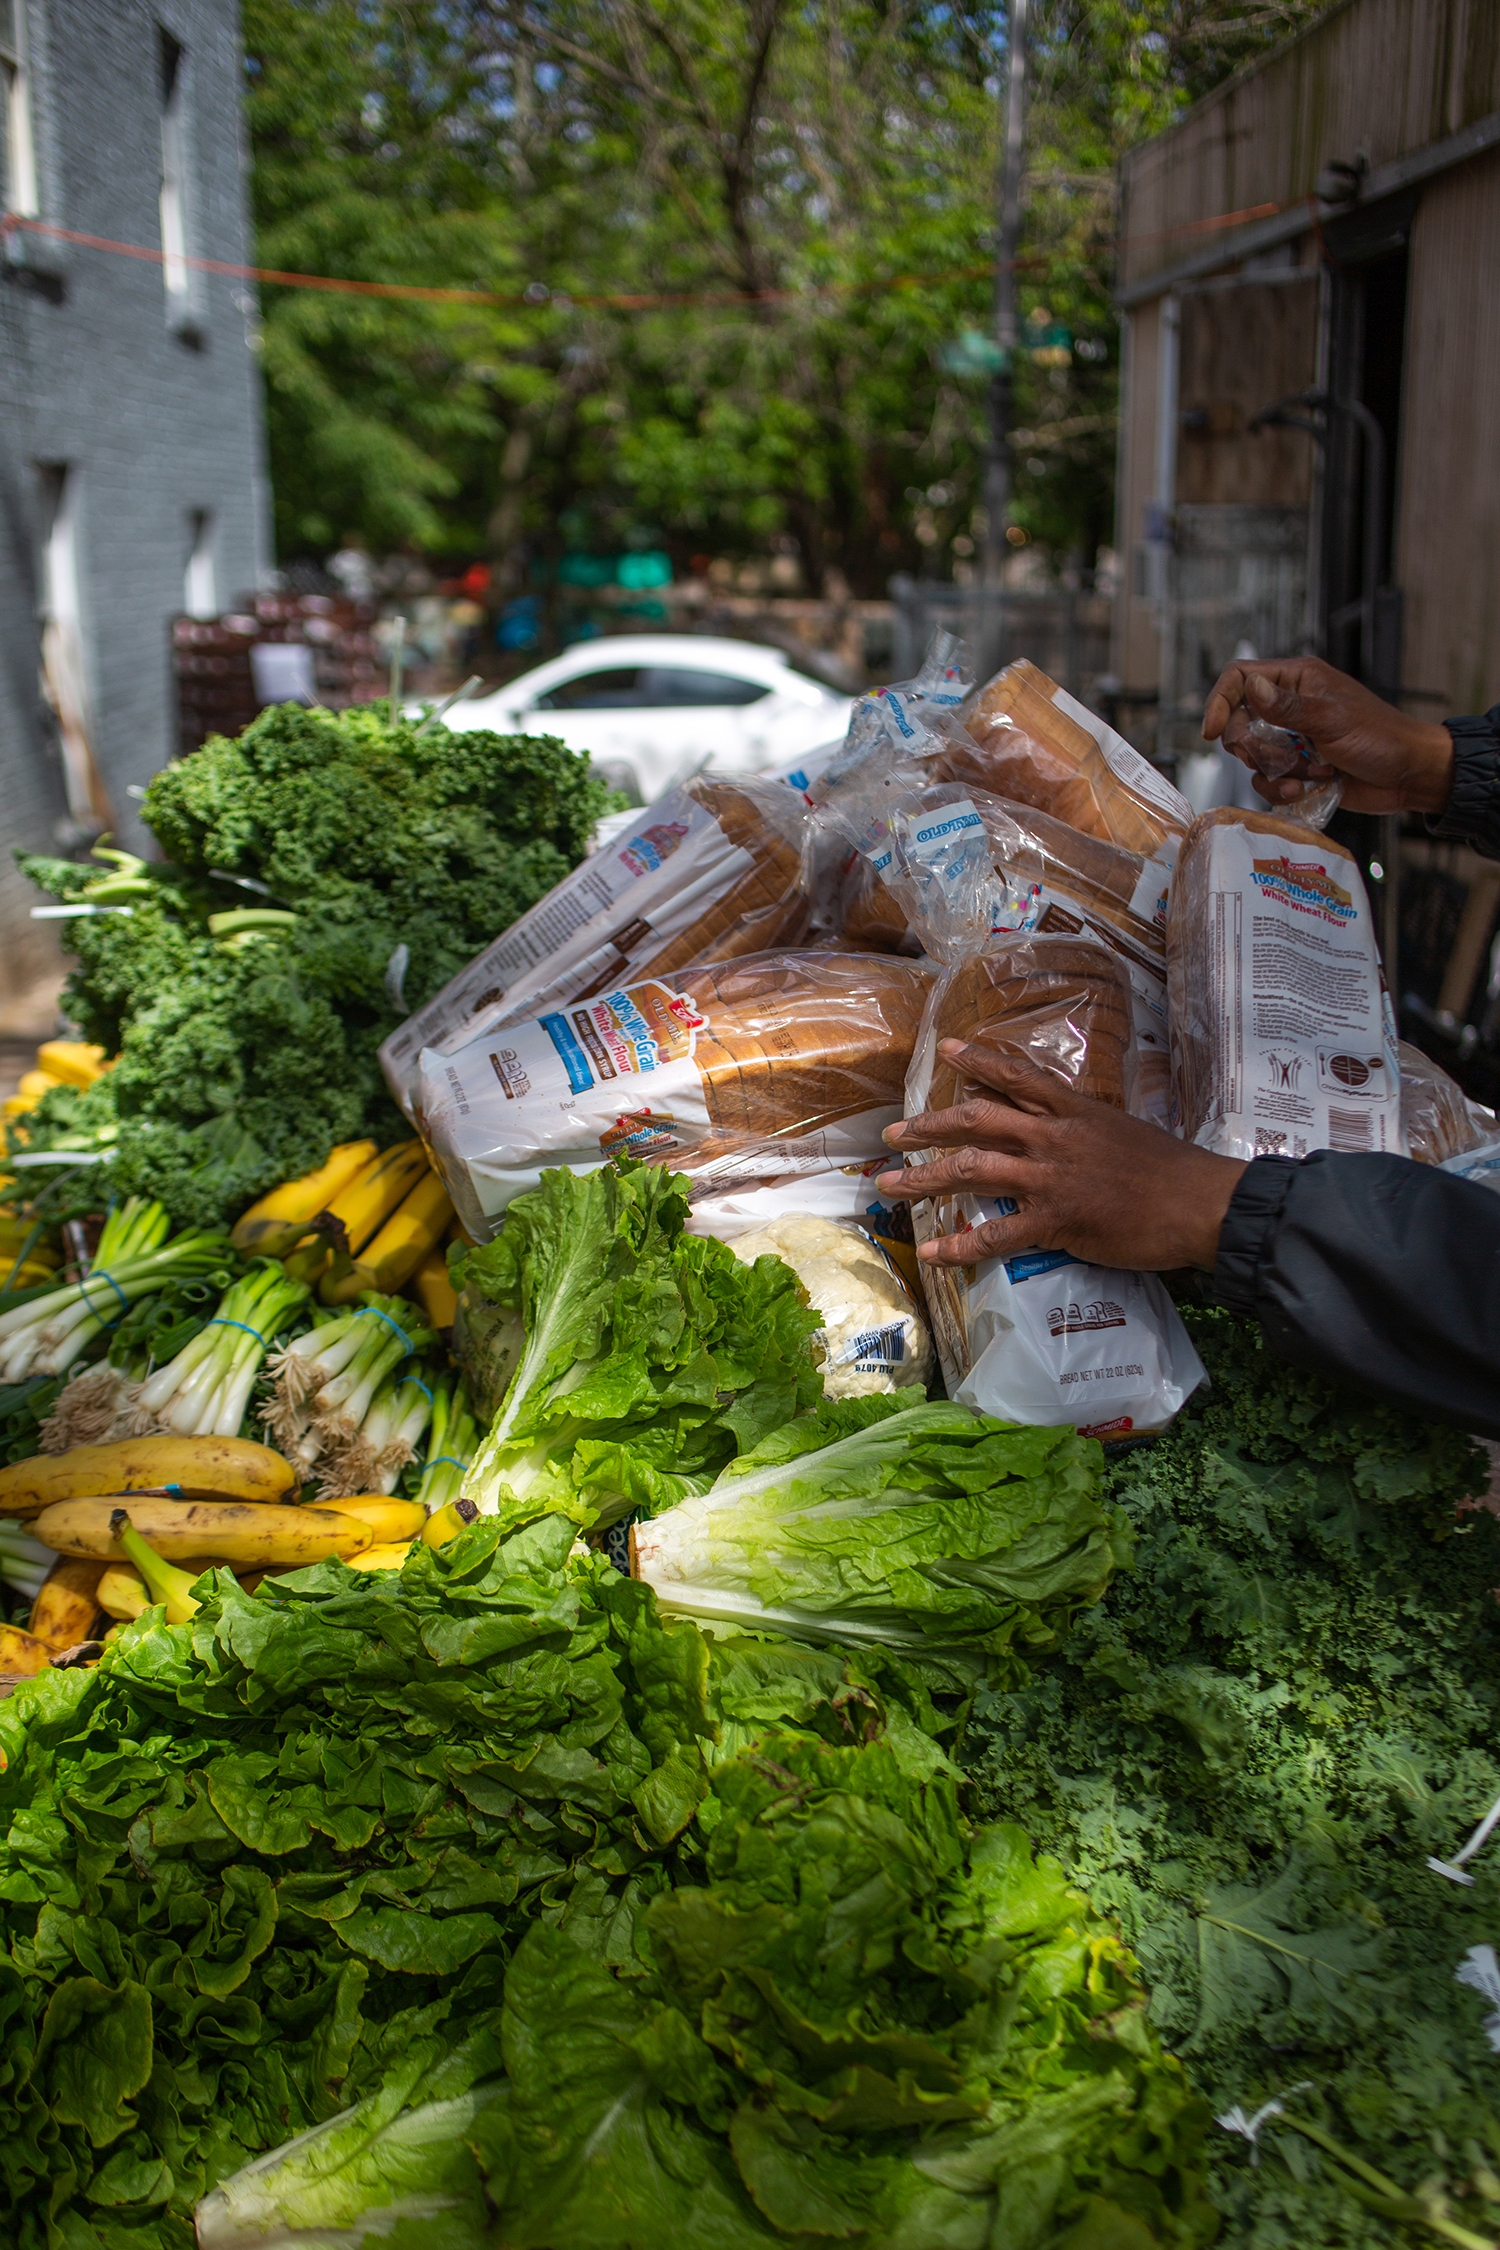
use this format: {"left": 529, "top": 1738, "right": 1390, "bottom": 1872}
{"left": 111, "top": 1514, "right": 201, "bottom": 1626}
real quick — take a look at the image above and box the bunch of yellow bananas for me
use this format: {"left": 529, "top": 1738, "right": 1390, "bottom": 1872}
{"left": 231, "top": 1139, "right": 459, "bottom": 1313}
{"left": 1, "top": 1038, "right": 110, "bottom": 1122}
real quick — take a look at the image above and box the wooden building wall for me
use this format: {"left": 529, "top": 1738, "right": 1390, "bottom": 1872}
{"left": 1395, "top": 138, "right": 1500, "bottom": 716}
{"left": 1119, "top": 0, "right": 1500, "bottom": 301}
{"left": 1112, "top": 0, "right": 1500, "bottom": 729}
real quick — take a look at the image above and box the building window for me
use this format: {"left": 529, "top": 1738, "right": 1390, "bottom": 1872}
{"left": 38, "top": 464, "right": 113, "bottom": 837}
{"left": 158, "top": 28, "right": 190, "bottom": 305}
{"left": 0, "top": 0, "right": 39, "bottom": 218}
{"left": 184, "top": 508, "right": 216, "bottom": 617}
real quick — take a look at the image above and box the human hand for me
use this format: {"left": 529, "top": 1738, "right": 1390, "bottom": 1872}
{"left": 1201, "top": 656, "right": 1453, "bottom": 816}
{"left": 878, "top": 1041, "right": 1246, "bottom": 1271}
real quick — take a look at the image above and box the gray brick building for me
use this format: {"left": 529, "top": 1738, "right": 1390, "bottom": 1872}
{"left": 0, "top": 0, "right": 267, "bottom": 1011}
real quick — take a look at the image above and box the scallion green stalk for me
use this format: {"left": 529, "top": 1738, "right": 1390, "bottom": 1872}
{"left": 414, "top": 1378, "right": 479, "bottom": 1516}
{"left": 0, "top": 1200, "right": 230, "bottom": 1382}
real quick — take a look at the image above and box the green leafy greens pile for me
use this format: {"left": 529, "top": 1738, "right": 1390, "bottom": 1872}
{"left": 16, "top": 702, "right": 611, "bottom": 1226}
{"left": 456, "top": 1159, "right": 825, "bottom": 1527}
{"left": 967, "top": 1304, "right": 1500, "bottom": 2248}
{"left": 0, "top": 1516, "right": 1213, "bottom": 2250}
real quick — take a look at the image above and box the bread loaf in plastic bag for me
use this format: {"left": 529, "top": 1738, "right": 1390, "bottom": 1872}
{"left": 1399, "top": 1040, "right": 1500, "bottom": 1164}
{"left": 822, "top": 780, "right": 1172, "bottom": 1127}
{"left": 958, "top": 657, "right": 1192, "bottom": 863}
{"left": 414, "top": 947, "right": 933, "bottom": 1236}
{"left": 898, "top": 932, "right": 1204, "bottom": 1439}
{"left": 380, "top": 772, "right": 811, "bottom": 1116}
{"left": 1167, "top": 805, "right": 1405, "bottom": 1161}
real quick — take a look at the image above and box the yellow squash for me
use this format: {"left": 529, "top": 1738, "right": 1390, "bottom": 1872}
{"left": 410, "top": 1246, "right": 458, "bottom": 1330}
{"left": 0, "top": 1435, "right": 298, "bottom": 1520}
{"left": 326, "top": 1496, "right": 426, "bottom": 1544}
{"left": 16, "top": 1070, "right": 62, "bottom": 1101}
{"left": 36, "top": 1040, "right": 109, "bottom": 1089}
{"left": 30, "top": 1497, "right": 372, "bottom": 1567}
{"left": 231, "top": 1139, "right": 379, "bottom": 1256}
{"left": 29, "top": 1557, "right": 106, "bottom": 1651}
{"left": 320, "top": 1170, "right": 453, "bottom": 1304}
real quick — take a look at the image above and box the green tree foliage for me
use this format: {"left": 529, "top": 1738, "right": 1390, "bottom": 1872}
{"left": 243, "top": 1, "right": 1331, "bottom": 587}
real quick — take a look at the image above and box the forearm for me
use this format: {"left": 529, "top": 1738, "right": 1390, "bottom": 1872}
{"left": 1209, "top": 1153, "right": 1500, "bottom": 1438}
{"left": 1429, "top": 710, "right": 1500, "bottom": 861}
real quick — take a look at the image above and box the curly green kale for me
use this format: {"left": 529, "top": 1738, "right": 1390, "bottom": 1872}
{"left": 965, "top": 1305, "right": 1500, "bottom": 2248}
{"left": 14, "top": 707, "right": 613, "bottom": 1225}
{"left": 141, "top": 700, "right": 612, "bottom": 1005}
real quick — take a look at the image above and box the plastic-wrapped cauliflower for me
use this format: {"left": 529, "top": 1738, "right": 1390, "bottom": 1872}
{"left": 726, "top": 1214, "right": 933, "bottom": 1396}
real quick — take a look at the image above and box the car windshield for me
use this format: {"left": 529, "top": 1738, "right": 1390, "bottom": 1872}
{"left": 531, "top": 660, "right": 773, "bottom": 711}
{"left": 532, "top": 667, "right": 645, "bottom": 710}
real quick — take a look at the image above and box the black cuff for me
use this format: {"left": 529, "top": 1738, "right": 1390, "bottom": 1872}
{"left": 1427, "top": 713, "right": 1500, "bottom": 843}
{"left": 1207, "top": 1156, "right": 1299, "bottom": 1315}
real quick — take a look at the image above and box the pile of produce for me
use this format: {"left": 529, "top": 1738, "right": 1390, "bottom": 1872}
{"left": 0, "top": 1517, "right": 1213, "bottom": 2250}
{"left": 13, "top": 702, "right": 612, "bottom": 1225}
{"left": 2, "top": 651, "right": 1498, "bottom": 2250}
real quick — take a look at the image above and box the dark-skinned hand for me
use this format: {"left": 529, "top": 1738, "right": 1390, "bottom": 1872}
{"left": 878, "top": 1041, "right": 1246, "bottom": 1272}
{"left": 1200, "top": 654, "right": 1454, "bottom": 816}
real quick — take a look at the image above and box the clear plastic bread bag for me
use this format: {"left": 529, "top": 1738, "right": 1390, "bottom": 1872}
{"left": 1220, "top": 707, "right": 1343, "bottom": 831}
{"left": 1398, "top": 1041, "right": 1500, "bottom": 1164}
{"left": 412, "top": 946, "right": 935, "bottom": 1238}
{"left": 867, "top": 787, "right": 1204, "bottom": 1439}
{"left": 958, "top": 657, "right": 1193, "bottom": 868}
{"left": 804, "top": 630, "right": 988, "bottom": 940}
{"left": 381, "top": 771, "right": 814, "bottom": 1117}
{"left": 831, "top": 779, "right": 1173, "bottom": 1128}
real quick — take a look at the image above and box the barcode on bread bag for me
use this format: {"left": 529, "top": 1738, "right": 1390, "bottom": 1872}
{"left": 1327, "top": 1106, "right": 1372, "bottom": 1151}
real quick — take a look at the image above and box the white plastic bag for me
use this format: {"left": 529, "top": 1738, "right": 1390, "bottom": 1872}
{"left": 932, "top": 1225, "right": 1206, "bottom": 1441}
{"left": 380, "top": 773, "right": 811, "bottom": 1115}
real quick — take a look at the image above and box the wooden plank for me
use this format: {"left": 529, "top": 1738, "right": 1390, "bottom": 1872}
{"left": 1437, "top": 870, "right": 1500, "bottom": 1020}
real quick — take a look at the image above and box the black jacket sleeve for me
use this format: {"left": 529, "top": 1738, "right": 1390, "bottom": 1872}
{"left": 1208, "top": 1151, "right": 1500, "bottom": 1438}
{"left": 1430, "top": 710, "right": 1500, "bottom": 860}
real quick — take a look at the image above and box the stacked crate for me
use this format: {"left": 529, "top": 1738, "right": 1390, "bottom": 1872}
{"left": 173, "top": 595, "right": 383, "bottom": 754}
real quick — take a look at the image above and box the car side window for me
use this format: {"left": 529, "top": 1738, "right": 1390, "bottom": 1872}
{"left": 639, "top": 666, "right": 771, "bottom": 707}
{"left": 532, "top": 667, "right": 645, "bottom": 710}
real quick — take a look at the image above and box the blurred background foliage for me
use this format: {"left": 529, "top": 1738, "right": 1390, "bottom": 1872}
{"left": 243, "top": 0, "right": 1330, "bottom": 592}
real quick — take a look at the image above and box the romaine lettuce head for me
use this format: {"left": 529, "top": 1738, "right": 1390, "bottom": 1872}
{"left": 458, "top": 1159, "right": 824, "bottom": 1531}
{"left": 633, "top": 1394, "right": 1127, "bottom": 1673}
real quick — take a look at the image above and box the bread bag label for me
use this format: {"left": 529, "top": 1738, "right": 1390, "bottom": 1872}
{"left": 1184, "top": 819, "right": 1403, "bottom": 1159}
{"left": 379, "top": 785, "right": 757, "bottom": 1106}
{"left": 913, "top": 1197, "right": 1205, "bottom": 1439}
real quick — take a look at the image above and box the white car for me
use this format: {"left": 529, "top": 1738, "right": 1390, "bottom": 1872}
{"left": 436, "top": 634, "right": 854, "bottom": 804}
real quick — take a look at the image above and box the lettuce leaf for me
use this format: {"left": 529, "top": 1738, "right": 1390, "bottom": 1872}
{"left": 458, "top": 1160, "right": 824, "bottom": 1531}
{"left": 633, "top": 1396, "right": 1128, "bottom": 1674}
